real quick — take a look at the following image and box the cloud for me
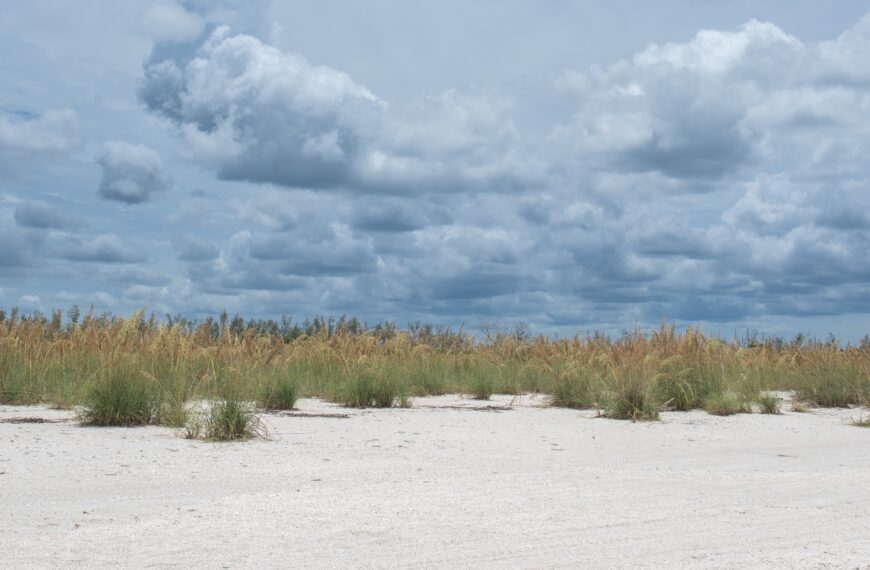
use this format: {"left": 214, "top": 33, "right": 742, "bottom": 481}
{"left": 45, "top": 234, "right": 146, "bottom": 263}
{"left": 140, "top": 26, "right": 538, "bottom": 194}
{"left": 172, "top": 234, "right": 220, "bottom": 261}
{"left": 549, "top": 18, "right": 870, "bottom": 184}
{"left": 0, "top": 108, "right": 79, "bottom": 154}
{"left": 95, "top": 142, "right": 170, "bottom": 204}
{"left": 141, "top": 2, "right": 204, "bottom": 42}
{"left": 7, "top": 5, "right": 870, "bottom": 334}
{"left": 350, "top": 199, "right": 427, "bottom": 233}
{"left": 17, "top": 294, "right": 42, "bottom": 311}
{"left": 13, "top": 200, "right": 82, "bottom": 230}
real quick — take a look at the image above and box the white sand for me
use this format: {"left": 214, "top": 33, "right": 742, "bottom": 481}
{"left": 2, "top": 395, "right": 869, "bottom": 569}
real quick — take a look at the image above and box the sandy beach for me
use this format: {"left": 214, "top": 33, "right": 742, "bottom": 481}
{"left": 2, "top": 395, "right": 869, "bottom": 569}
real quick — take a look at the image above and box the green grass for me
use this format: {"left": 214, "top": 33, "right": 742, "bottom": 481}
{"left": 703, "top": 391, "right": 752, "bottom": 416}
{"left": 756, "top": 392, "right": 782, "bottom": 414}
{"left": 549, "top": 365, "right": 597, "bottom": 409}
{"left": 4, "top": 310, "right": 870, "bottom": 433}
{"left": 463, "top": 359, "right": 500, "bottom": 400}
{"left": 77, "top": 368, "right": 159, "bottom": 426}
{"left": 259, "top": 373, "right": 300, "bottom": 411}
{"left": 195, "top": 397, "right": 266, "bottom": 441}
{"left": 335, "top": 367, "right": 411, "bottom": 408}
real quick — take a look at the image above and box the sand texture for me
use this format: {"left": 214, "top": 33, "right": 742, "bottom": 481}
{"left": 2, "top": 395, "right": 869, "bottom": 569}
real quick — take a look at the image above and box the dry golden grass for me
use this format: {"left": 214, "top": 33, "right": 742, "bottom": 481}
{"left": 1, "top": 309, "right": 868, "bottom": 422}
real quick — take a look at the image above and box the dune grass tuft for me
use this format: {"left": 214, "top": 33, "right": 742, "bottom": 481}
{"left": 77, "top": 368, "right": 159, "bottom": 426}
{"left": 703, "top": 391, "right": 752, "bottom": 416}
{"left": 335, "top": 367, "right": 410, "bottom": 408}
{"left": 757, "top": 392, "right": 782, "bottom": 414}
{"left": 187, "top": 396, "right": 267, "bottom": 441}
{"left": 259, "top": 373, "right": 300, "bottom": 411}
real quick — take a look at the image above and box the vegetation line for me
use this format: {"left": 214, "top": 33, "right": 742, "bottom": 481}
{"left": 0, "top": 307, "right": 868, "bottom": 438}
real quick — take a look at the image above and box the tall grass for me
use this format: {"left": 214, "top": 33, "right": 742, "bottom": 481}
{"left": 0, "top": 309, "right": 867, "bottom": 424}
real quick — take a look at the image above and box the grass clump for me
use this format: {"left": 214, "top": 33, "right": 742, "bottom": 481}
{"left": 77, "top": 369, "right": 159, "bottom": 426}
{"left": 601, "top": 392, "right": 660, "bottom": 421}
{"left": 756, "top": 392, "right": 782, "bottom": 414}
{"left": 549, "top": 364, "right": 597, "bottom": 409}
{"left": 599, "top": 361, "right": 660, "bottom": 421}
{"left": 335, "top": 367, "right": 410, "bottom": 408}
{"left": 259, "top": 374, "right": 300, "bottom": 411}
{"left": 184, "top": 397, "right": 266, "bottom": 441}
{"left": 703, "top": 391, "right": 752, "bottom": 416}
{"left": 791, "top": 357, "right": 869, "bottom": 408}
{"left": 465, "top": 361, "right": 499, "bottom": 400}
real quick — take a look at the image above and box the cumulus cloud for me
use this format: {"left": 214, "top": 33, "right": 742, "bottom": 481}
{"left": 140, "top": 26, "right": 538, "bottom": 194}
{"left": 96, "top": 142, "right": 170, "bottom": 204}
{"left": 552, "top": 20, "right": 856, "bottom": 183}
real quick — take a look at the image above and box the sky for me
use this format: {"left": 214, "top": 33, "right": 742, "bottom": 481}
{"left": 1, "top": 1, "right": 870, "bottom": 339}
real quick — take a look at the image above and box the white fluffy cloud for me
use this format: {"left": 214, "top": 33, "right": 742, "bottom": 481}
{"left": 140, "top": 26, "right": 538, "bottom": 194}
{"left": 96, "top": 142, "right": 170, "bottom": 204}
